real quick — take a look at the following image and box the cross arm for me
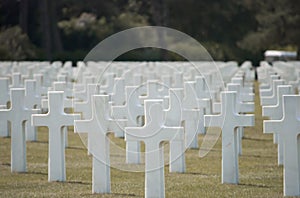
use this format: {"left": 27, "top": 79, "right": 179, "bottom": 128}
{"left": 62, "top": 113, "right": 81, "bottom": 127}
{"left": 263, "top": 120, "right": 282, "bottom": 134}
{"left": 262, "top": 105, "right": 276, "bottom": 117}
{"left": 74, "top": 101, "right": 88, "bottom": 113}
{"left": 74, "top": 119, "right": 94, "bottom": 134}
{"left": 31, "top": 113, "right": 49, "bottom": 127}
{"left": 236, "top": 114, "right": 254, "bottom": 127}
{"left": 204, "top": 114, "right": 223, "bottom": 128}
{"left": 241, "top": 93, "right": 254, "bottom": 102}
{"left": 197, "top": 98, "right": 211, "bottom": 108}
{"left": 238, "top": 102, "right": 254, "bottom": 113}
{"left": 182, "top": 109, "right": 199, "bottom": 121}
{"left": 125, "top": 127, "right": 145, "bottom": 142}
{"left": 111, "top": 105, "right": 127, "bottom": 120}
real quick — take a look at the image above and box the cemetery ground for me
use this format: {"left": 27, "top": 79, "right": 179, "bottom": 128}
{"left": 0, "top": 81, "right": 285, "bottom": 197}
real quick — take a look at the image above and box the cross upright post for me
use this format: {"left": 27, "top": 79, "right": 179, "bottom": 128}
{"left": 10, "top": 73, "right": 23, "bottom": 88}
{"left": 263, "top": 85, "right": 292, "bottom": 165}
{"left": 264, "top": 95, "right": 300, "bottom": 196}
{"left": 165, "top": 88, "right": 186, "bottom": 173}
{"left": 182, "top": 81, "right": 203, "bottom": 149}
{"left": 0, "top": 88, "right": 38, "bottom": 172}
{"left": 111, "top": 86, "right": 144, "bottom": 164}
{"left": 227, "top": 83, "right": 254, "bottom": 155}
{"left": 126, "top": 100, "right": 184, "bottom": 198}
{"left": 204, "top": 91, "right": 254, "bottom": 184}
{"left": 74, "top": 95, "right": 111, "bottom": 193}
{"left": 0, "top": 77, "right": 10, "bottom": 137}
{"left": 24, "top": 79, "right": 41, "bottom": 141}
{"left": 32, "top": 91, "right": 80, "bottom": 181}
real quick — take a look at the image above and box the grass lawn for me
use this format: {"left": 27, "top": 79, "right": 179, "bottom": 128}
{"left": 0, "top": 81, "right": 287, "bottom": 197}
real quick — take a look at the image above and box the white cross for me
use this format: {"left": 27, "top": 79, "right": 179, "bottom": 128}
{"left": 31, "top": 91, "right": 80, "bottom": 181}
{"left": 100, "top": 73, "right": 115, "bottom": 94}
{"left": 74, "top": 75, "right": 96, "bottom": 99}
{"left": 111, "top": 86, "right": 144, "bottom": 164}
{"left": 0, "top": 77, "right": 10, "bottom": 137}
{"left": 204, "top": 91, "right": 254, "bottom": 184}
{"left": 33, "top": 74, "right": 48, "bottom": 97}
{"left": 227, "top": 83, "right": 254, "bottom": 113}
{"left": 125, "top": 100, "right": 184, "bottom": 198}
{"left": 182, "top": 81, "right": 204, "bottom": 149}
{"left": 74, "top": 84, "right": 100, "bottom": 119}
{"left": 111, "top": 78, "right": 125, "bottom": 105}
{"left": 42, "top": 81, "right": 79, "bottom": 147}
{"left": 0, "top": 77, "right": 10, "bottom": 105}
{"left": 0, "top": 88, "right": 38, "bottom": 172}
{"left": 24, "top": 80, "right": 41, "bottom": 141}
{"left": 264, "top": 95, "right": 300, "bottom": 196}
{"left": 259, "top": 74, "right": 279, "bottom": 90}
{"left": 10, "top": 73, "right": 23, "bottom": 88}
{"left": 74, "top": 84, "right": 100, "bottom": 154}
{"left": 74, "top": 95, "right": 111, "bottom": 193}
{"left": 140, "top": 80, "right": 164, "bottom": 104}
{"left": 160, "top": 75, "right": 172, "bottom": 96}
{"left": 263, "top": 85, "right": 292, "bottom": 165}
{"left": 173, "top": 72, "right": 183, "bottom": 88}
{"left": 165, "top": 88, "right": 186, "bottom": 173}
{"left": 231, "top": 77, "right": 254, "bottom": 101}
{"left": 260, "top": 79, "right": 285, "bottom": 106}
{"left": 226, "top": 83, "right": 255, "bottom": 155}
{"left": 53, "top": 81, "right": 74, "bottom": 100}
{"left": 260, "top": 75, "right": 280, "bottom": 97}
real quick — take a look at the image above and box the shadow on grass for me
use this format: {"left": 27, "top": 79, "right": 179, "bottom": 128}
{"left": 66, "top": 180, "right": 91, "bottom": 185}
{"left": 0, "top": 136, "right": 10, "bottom": 139}
{"left": 243, "top": 137, "right": 270, "bottom": 142}
{"left": 31, "top": 140, "right": 48, "bottom": 144}
{"left": 239, "top": 183, "right": 271, "bottom": 188}
{"left": 27, "top": 171, "right": 48, "bottom": 176}
{"left": 195, "top": 148, "right": 221, "bottom": 152}
{"left": 241, "top": 154, "right": 276, "bottom": 159}
{"left": 79, "top": 192, "right": 138, "bottom": 197}
{"left": 183, "top": 172, "right": 218, "bottom": 178}
{"left": 67, "top": 146, "right": 85, "bottom": 150}
{"left": 1, "top": 162, "right": 10, "bottom": 167}
{"left": 112, "top": 193, "right": 137, "bottom": 197}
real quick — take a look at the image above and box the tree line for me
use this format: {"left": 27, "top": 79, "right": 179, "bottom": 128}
{"left": 0, "top": 0, "right": 299, "bottom": 64}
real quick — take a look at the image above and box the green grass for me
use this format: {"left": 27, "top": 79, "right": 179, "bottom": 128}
{"left": 0, "top": 81, "right": 289, "bottom": 197}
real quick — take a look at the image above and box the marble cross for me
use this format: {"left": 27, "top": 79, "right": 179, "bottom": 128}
{"left": 182, "top": 81, "right": 204, "bottom": 149}
{"left": 264, "top": 95, "right": 300, "bottom": 196}
{"left": 125, "top": 99, "right": 184, "bottom": 198}
{"left": 204, "top": 91, "right": 254, "bottom": 184}
{"left": 165, "top": 88, "right": 186, "bottom": 173}
{"left": 0, "top": 77, "right": 10, "bottom": 137}
{"left": 10, "top": 73, "right": 23, "bottom": 88}
{"left": 74, "top": 95, "right": 111, "bottom": 193}
{"left": 226, "top": 83, "right": 255, "bottom": 155}
{"left": 111, "top": 78, "right": 126, "bottom": 105}
{"left": 111, "top": 86, "right": 144, "bottom": 164}
{"left": 260, "top": 75, "right": 280, "bottom": 97}
{"left": 263, "top": 85, "right": 292, "bottom": 145}
{"left": 24, "top": 79, "right": 41, "bottom": 141}
{"left": 31, "top": 91, "right": 80, "bottom": 181}
{"left": 0, "top": 88, "right": 38, "bottom": 172}
{"left": 260, "top": 79, "right": 285, "bottom": 106}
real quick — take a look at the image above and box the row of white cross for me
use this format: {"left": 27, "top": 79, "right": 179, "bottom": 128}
{"left": 0, "top": 61, "right": 255, "bottom": 198}
{"left": 258, "top": 60, "right": 300, "bottom": 196}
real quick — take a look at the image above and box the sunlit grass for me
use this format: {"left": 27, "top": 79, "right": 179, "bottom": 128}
{"left": 0, "top": 81, "right": 285, "bottom": 197}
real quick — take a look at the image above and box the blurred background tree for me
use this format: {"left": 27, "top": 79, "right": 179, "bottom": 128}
{"left": 0, "top": 0, "right": 298, "bottom": 64}
{"left": 238, "top": 0, "right": 300, "bottom": 60}
{"left": 0, "top": 26, "right": 37, "bottom": 60}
